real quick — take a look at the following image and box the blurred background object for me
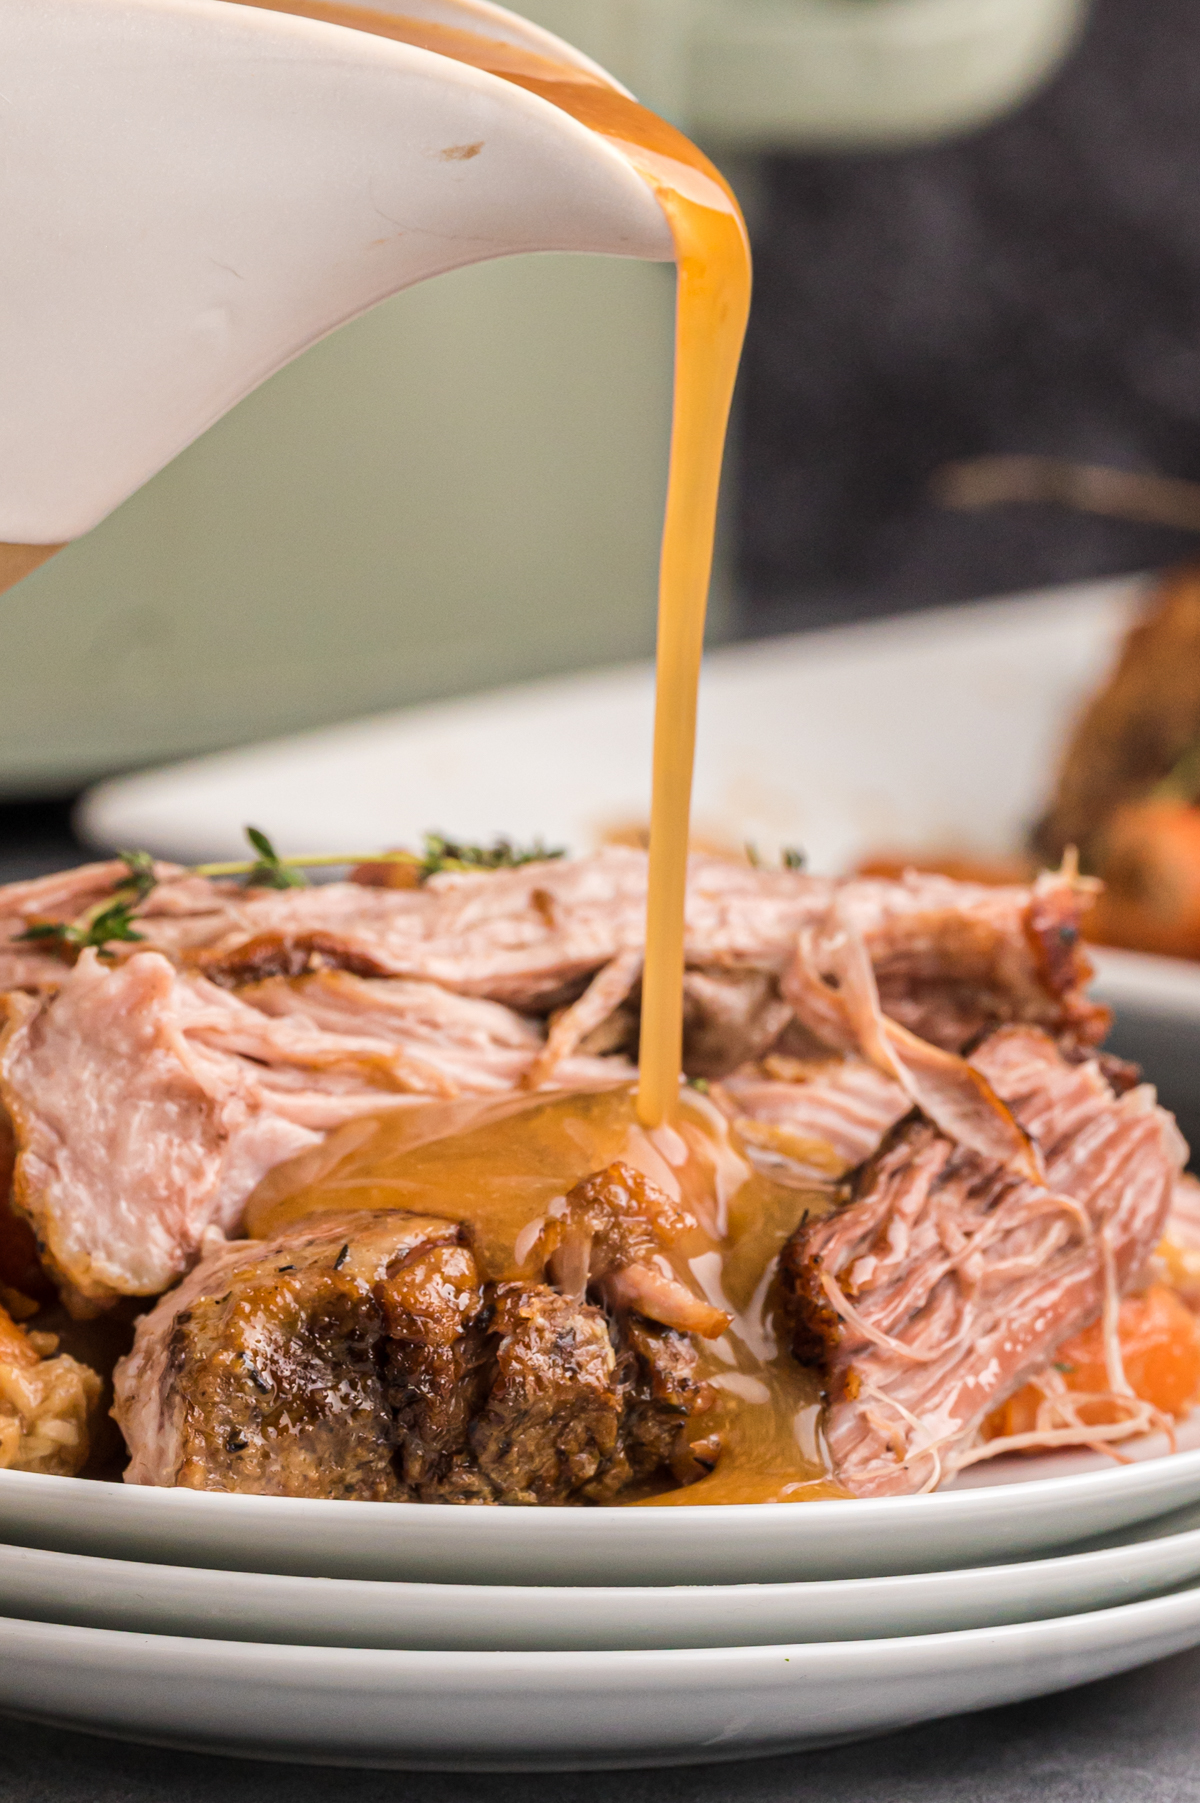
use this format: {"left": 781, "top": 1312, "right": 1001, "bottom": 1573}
{"left": 81, "top": 573, "right": 1139, "bottom": 867}
{"left": 739, "top": 0, "right": 1200, "bottom": 634}
{"left": 0, "top": 0, "right": 1086, "bottom": 804}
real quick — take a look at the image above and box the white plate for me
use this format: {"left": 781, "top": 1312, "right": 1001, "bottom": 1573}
{"left": 4, "top": 1583, "right": 1200, "bottom": 1769}
{"left": 78, "top": 576, "right": 1141, "bottom": 871}
{"left": 4, "top": 1419, "right": 1200, "bottom": 1586}
{"left": 5, "top": 1497, "right": 1200, "bottom": 1650}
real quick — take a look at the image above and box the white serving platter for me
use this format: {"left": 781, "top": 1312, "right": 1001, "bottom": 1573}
{"left": 4, "top": 1582, "right": 1200, "bottom": 1769}
{"left": 79, "top": 574, "right": 1143, "bottom": 871}
{"left": 3, "top": 1422, "right": 1200, "bottom": 1587}
{"left": 4, "top": 1497, "right": 1200, "bottom": 1651}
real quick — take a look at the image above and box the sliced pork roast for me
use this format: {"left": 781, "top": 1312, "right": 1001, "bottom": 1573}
{"left": 0, "top": 848, "right": 1100, "bottom": 1040}
{"left": 115, "top": 1164, "right": 724, "bottom": 1500}
{"left": 0, "top": 951, "right": 631, "bottom": 1311}
{"left": 780, "top": 1027, "right": 1185, "bottom": 1497}
{"left": 713, "top": 1057, "right": 912, "bottom": 1185}
{"left": 0, "top": 852, "right": 1104, "bottom": 1318}
{"left": 0, "top": 850, "right": 1178, "bottom": 1499}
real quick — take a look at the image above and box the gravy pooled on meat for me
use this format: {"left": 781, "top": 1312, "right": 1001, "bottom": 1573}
{"left": 114, "top": 1177, "right": 724, "bottom": 1504}
{"left": 0, "top": 848, "right": 1187, "bottom": 1503}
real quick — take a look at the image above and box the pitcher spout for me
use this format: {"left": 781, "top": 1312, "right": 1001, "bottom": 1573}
{"left": 0, "top": 0, "right": 673, "bottom": 549}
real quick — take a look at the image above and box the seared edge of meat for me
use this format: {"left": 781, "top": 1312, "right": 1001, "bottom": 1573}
{"left": 115, "top": 1171, "right": 724, "bottom": 1504}
{"left": 113, "top": 1212, "right": 456, "bottom": 1494}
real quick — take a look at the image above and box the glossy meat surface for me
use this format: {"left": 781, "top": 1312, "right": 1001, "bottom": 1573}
{"left": 115, "top": 1181, "right": 720, "bottom": 1503}
{"left": 115, "top": 1211, "right": 457, "bottom": 1494}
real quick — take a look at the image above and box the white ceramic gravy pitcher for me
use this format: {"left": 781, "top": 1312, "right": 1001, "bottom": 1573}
{"left": 0, "top": 0, "right": 672, "bottom": 563}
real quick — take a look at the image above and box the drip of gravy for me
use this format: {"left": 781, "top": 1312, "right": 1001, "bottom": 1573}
{"left": 246, "top": 1082, "right": 842, "bottom": 1503}
{"left": 228, "top": 1, "right": 801, "bottom": 1501}
{"left": 228, "top": 0, "right": 752, "bottom": 1126}
{"left": 0, "top": 543, "right": 63, "bottom": 597}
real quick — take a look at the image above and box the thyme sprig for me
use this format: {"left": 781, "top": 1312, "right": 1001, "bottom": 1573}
{"left": 16, "top": 830, "right": 566, "bottom": 959}
{"left": 242, "top": 827, "right": 308, "bottom": 891}
{"left": 192, "top": 830, "right": 565, "bottom": 883}
{"left": 18, "top": 850, "right": 158, "bottom": 958}
{"left": 415, "top": 833, "right": 564, "bottom": 878}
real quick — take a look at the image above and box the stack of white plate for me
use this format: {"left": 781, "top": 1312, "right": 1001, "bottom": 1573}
{"left": 4, "top": 1433, "right": 1200, "bottom": 1769}
{"left": 50, "top": 575, "right": 1200, "bottom": 1764}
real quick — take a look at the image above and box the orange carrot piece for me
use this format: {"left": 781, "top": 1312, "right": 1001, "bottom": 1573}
{"left": 986, "top": 1282, "right": 1200, "bottom": 1439}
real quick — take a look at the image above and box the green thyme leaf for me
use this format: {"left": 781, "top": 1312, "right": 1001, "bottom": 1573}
{"left": 242, "top": 826, "right": 308, "bottom": 890}
{"left": 417, "top": 833, "right": 564, "bottom": 881}
{"left": 16, "top": 848, "right": 159, "bottom": 956}
{"left": 782, "top": 847, "right": 806, "bottom": 871}
{"left": 117, "top": 849, "right": 158, "bottom": 903}
{"left": 80, "top": 901, "right": 145, "bottom": 949}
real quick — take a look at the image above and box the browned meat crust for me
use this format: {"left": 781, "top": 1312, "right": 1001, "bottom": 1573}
{"left": 615, "top": 1315, "right": 721, "bottom": 1488}
{"left": 843, "top": 873, "right": 1107, "bottom": 1054}
{"left": 189, "top": 931, "right": 395, "bottom": 987}
{"left": 534, "top": 1161, "right": 731, "bottom": 1339}
{"left": 116, "top": 1213, "right": 451, "bottom": 1497}
{"left": 115, "top": 1194, "right": 719, "bottom": 1504}
{"left": 1033, "top": 567, "right": 1200, "bottom": 867}
{"left": 453, "top": 1283, "right": 624, "bottom": 1504}
{"left": 779, "top": 1027, "right": 1184, "bottom": 1497}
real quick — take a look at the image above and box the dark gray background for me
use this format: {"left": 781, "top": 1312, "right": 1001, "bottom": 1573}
{"left": 737, "top": 0, "right": 1200, "bottom": 635}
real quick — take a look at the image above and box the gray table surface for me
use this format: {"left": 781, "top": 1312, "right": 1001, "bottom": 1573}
{"left": 1, "top": 807, "right": 1198, "bottom": 1800}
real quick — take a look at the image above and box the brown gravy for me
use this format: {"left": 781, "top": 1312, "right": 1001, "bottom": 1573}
{"left": 246, "top": 1084, "right": 842, "bottom": 1502}
{"left": 0, "top": 543, "right": 63, "bottom": 597}
{"left": 220, "top": 0, "right": 821, "bottom": 1503}
{"left": 226, "top": 0, "right": 751, "bottom": 1129}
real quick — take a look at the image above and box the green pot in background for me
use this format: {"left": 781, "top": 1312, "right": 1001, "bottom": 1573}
{"left": 7, "top": 0, "right": 1088, "bottom": 794}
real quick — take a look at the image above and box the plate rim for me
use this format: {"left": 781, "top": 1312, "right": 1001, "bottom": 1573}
{"left": 4, "top": 1566, "right": 1200, "bottom": 1666}
{"left": 5, "top": 1437, "right": 1200, "bottom": 1529}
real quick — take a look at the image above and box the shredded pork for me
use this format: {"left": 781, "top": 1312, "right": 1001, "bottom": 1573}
{"left": 781, "top": 1027, "right": 1185, "bottom": 1496}
{"left": 0, "top": 852, "right": 1108, "bottom": 1322}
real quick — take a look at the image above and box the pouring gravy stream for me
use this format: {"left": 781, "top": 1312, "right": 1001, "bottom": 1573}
{"left": 228, "top": 0, "right": 751, "bottom": 1127}
{"left": 225, "top": 0, "right": 824, "bottom": 1504}
{"left": 33, "top": 2, "right": 804, "bottom": 1501}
